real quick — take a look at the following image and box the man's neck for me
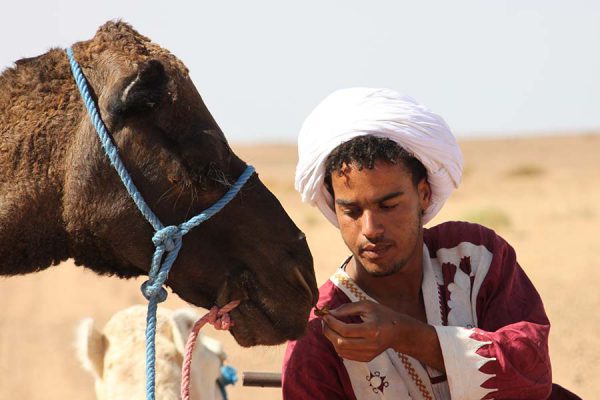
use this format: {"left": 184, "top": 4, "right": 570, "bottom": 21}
{"left": 346, "top": 245, "right": 424, "bottom": 310}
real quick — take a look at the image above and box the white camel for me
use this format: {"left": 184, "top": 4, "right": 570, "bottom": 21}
{"left": 76, "top": 305, "right": 232, "bottom": 400}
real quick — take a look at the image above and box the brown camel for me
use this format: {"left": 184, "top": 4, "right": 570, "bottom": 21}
{"left": 0, "top": 20, "right": 317, "bottom": 347}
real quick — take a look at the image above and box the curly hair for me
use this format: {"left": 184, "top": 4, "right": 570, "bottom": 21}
{"left": 323, "top": 135, "right": 427, "bottom": 196}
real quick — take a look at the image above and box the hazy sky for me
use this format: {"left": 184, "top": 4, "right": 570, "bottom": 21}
{"left": 3, "top": 1, "right": 599, "bottom": 142}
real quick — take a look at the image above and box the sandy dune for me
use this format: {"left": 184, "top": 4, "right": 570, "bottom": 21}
{"left": 0, "top": 134, "right": 598, "bottom": 399}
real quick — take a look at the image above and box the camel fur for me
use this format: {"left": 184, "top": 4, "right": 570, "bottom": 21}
{"left": 76, "top": 306, "right": 228, "bottom": 400}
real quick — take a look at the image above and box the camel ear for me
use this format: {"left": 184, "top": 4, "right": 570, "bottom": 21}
{"left": 75, "top": 318, "right": 107, "bottom": 380}
{"left": 200, "top": 334, "right": 227, "bottom": 362}
{"left": 170, "top": 308, "right": 200, "bottom": 355}
{"left": 109, "top": 59, "right": 169, "bottom": 117}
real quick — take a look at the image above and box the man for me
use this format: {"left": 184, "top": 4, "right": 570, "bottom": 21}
{"left": 283, "top": 88, "right": 579, "bottom": 399}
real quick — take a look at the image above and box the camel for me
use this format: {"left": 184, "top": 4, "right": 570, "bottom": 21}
{"left": 0, "top": 20, "right": 318, "bottom": 347}
{"left": 77, "top": 305, "right": 230, "bottom": 400}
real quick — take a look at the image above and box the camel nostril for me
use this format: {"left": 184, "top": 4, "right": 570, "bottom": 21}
{"left": 292, "top": 266, "right": 314, "bottom": 306}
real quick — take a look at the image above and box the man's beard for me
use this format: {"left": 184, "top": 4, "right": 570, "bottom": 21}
{"left": 363, "top": 209, "right": 423, "bottom": 278}
{"left": 368, "top": 259, "right": 407, "bottom": 277}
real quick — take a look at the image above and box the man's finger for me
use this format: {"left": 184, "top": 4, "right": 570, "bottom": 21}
{"left": 337, "top": 350, "right": 378, "bottom": 363}
{"left": 323, "top": 315, "right": 373, "bottom": 338}
{"left": 328, "top": 300, "right": 374, "bottom": 318}
{"left": 322, "top": 319, "right": 343, "bottom": 346}
{"left": 323, "top": 324, "right": 371, "bottom": 350}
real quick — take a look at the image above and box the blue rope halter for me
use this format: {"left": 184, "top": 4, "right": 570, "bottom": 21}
{"left": 66, "top": 48, "right": 252, "bottom": 400}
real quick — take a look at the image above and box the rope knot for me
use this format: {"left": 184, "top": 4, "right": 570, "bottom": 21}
{"left": 141, "top": 280, "right": 168, "bottom": 302}
{"left": 181, "top": 300, "right": 240, "bottom": 400}
{"left": 153, "top": 225, "right": 181, "bottom": 252}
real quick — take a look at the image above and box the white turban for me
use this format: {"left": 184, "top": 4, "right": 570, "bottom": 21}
{"left": 295, "top": 88, "right": 463, "bottom": 227}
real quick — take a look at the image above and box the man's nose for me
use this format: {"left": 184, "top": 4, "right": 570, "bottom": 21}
{"left": 361, "top": 210, "right": 384, "bottom": 239}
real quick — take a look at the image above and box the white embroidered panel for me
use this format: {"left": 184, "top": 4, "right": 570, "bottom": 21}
{"left": 435, "top": 326, "right": 496, "bottom": 400}
{"left": 421, "top": 245, "right": 443, "bottom": 327}
{"left": 343, "top": 356, "right": 413, "bottom": 399}
{"left": 427, "top": 242, "right": 497, "bottom": 399}
{"left": 388, "top": 352, "right": 436, "bottom": 400}
{"left": 434, "top": 242, "right": 493, "bottom": 327}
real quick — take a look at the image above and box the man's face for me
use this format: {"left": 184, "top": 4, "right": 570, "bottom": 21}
{"left": 331, "top": 160, "right": 431, "bottom": 277}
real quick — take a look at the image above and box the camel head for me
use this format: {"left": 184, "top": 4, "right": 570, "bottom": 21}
{"left": 62, "top": 21, "right": 317, "bottom": 346}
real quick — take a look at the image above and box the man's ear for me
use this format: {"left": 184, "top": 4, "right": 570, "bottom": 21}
{"left": 418, "top": 178, "right": 432, "bottom": 213}
{"left": 108, "top": 59, "right": 169, "bottom": 118}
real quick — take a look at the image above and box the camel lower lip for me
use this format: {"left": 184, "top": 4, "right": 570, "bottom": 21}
{"left": 228, "top": 301, "right": 280, "bottom": 346}
{"left": 228, "top": 296, "right": 309, "bottom": 346}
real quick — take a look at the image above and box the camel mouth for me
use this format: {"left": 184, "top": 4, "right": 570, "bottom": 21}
{"left": 228, "top": 300, "right": 284, "bottom": 347}
{"left": 171, "top": 264, "right": 313, "bottom": 346}
{"left": 227, "top": 295, "right": 308, "bottom": 347}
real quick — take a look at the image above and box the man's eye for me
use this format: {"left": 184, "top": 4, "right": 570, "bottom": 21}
{"left": 380, "top": 203, "right": 398, "bottom": 210}
{"left": 342, "top": 208, "right": 360, "bottom": 217}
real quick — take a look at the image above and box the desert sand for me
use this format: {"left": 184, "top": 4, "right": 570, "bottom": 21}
{"left": 0, "top": 134, "right": 598, "bottom": 399}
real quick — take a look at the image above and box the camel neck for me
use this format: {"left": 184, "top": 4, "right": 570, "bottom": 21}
{"left": 0, "top": 50, "right": 78, "bottom": 275}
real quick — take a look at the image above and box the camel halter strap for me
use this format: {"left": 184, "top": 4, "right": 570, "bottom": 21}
{"left": 66, "top": 48, "right": 250, "bottom": 400}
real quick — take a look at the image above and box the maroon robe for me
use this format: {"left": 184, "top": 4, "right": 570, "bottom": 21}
{"left": 283, "top": 222, "right": 579, "bottom": 399}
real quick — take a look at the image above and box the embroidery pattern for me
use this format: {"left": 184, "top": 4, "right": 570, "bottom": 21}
{"left": 333, "top": 271, "right": 434, "bottom": 400}
{"left": 399, "top": 354, "right": 433, "bottom": 400}
{"left": 441, "top": 256, "right": 475, "bottom": 327}
{"left": 366, "top": 370, "right": 390, "bottom": 394}
{"left": 334, "top": 272, "right": 366, "bottom": 301}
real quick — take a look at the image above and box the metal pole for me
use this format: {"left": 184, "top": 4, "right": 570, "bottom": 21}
{"left": 242, "top": 372, "right": 282, "bottom": 388}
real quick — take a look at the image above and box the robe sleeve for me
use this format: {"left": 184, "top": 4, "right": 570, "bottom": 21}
{"left": 282, "top": 318, "right": 357, "bottom": 400}
{"left": 434, "top": 230, "right": 552, "bottom": 400}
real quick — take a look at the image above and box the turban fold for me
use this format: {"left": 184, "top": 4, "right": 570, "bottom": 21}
{"left": 295, "top": 88, "right": 463, "bottom": 227}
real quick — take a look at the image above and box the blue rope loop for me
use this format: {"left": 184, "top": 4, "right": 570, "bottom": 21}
{"left": 65, "top": 48, "right": 255, "bottom": 400}
{"left": 140, "top": 281, "right": 168, "bottom": 302}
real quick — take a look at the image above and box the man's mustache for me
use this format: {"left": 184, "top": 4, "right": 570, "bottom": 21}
{"left": 359, "top": 237, "right": 394, "bottom": 249}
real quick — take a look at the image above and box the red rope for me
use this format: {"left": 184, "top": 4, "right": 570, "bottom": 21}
{"left": 181, "top": 300, "right": 240, "bottom": 400}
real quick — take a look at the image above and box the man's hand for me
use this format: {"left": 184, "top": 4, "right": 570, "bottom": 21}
{"left": 321, "top": 300, "right": 445, "bottom": 372}
{"left": 322, "top": 300, "right": 408, "bottom": 362}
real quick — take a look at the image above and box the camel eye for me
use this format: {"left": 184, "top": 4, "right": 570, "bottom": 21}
{"left": 109, "top": 59, "right": 169, "bottom": 118}
{"left": 167, "top": 173, "right": 181, "bottom": 185}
